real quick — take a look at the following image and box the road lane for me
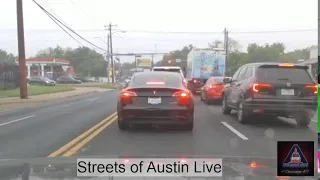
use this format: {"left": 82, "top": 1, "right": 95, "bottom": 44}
{"left": 78, "top": 97, "right": 316, "bottom": 159}
{"left": 0, "top": 90, "right": 119, "bottom": 159}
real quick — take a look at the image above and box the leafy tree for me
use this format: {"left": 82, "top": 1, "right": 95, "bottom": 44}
{"left": 0, "top": 49, "right": 17, "bottom": 65}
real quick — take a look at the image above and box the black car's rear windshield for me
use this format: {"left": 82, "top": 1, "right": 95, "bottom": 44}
{"left": 153, "top": 68, "right": 181, "bottom": 73}
{"left": 257, "top": 67, "right": 314, "bottom": 83}
{"left": 131, "top": 72, "right": 182, "bottom": 87}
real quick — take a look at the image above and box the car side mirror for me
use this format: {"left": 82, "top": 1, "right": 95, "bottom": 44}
{"left": 223, "top": 77, "right": 231, "bottom": 84}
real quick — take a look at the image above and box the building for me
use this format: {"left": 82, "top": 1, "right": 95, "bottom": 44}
{"left": 15, "top": 58, "right": 75, "bottom": 80}
{"left": 299, "top": 46, "right": 318, "bottom": 79}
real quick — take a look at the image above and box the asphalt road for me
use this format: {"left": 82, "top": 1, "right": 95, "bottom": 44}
{"left": 78, "top": 96, "right": 317, "bottom": 159}
{"left": 0, "top": 92, "right": 317, "bottom": 160}
{"left": 0, "top": 90, "right": 119, "bottom": 159}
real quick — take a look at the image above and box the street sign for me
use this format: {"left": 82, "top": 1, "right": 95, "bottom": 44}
{"left": 62, "top": 66, "right": 69, "bottom": 72}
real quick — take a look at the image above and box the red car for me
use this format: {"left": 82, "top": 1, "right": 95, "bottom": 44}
{"left": 200, "top": 76, "right": 231, "bottom": 104}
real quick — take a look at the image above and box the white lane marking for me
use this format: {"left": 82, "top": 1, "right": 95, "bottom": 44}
{"left": 88, "top": 98, "right": 99, "bottom": 101}
{"left": 0, "top": 115, "right": 36, "bottom": 127}
{"left": 221, "top": 122, "right": 249, "bottom": 140}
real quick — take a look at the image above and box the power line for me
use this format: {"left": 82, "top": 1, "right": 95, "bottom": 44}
{"left": 42, "top": 10, "right": 84, "bottom": 46}
{"left": 32, "top": 0, "right": 107, "bottom": 52}
{"left": 0, "top": 28, "right": 316, "bottom": 34}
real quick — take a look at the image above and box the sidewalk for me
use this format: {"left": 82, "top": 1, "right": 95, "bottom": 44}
{"left": 0, "top": 87, "right": 111, "bottom": 111}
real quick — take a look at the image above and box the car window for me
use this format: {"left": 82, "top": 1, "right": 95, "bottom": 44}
{"left": 257, "top": 67, "right": 314, "bottom": 83}
{"left": 153, "top": 68, "right": 181, "bottom": 73}
{"left": 205, "top": 79, "right": 211, "bottom": 85}
{"left": 243, "top": 66, "right": 254, "bottom": 80}
{"left": 231, "top": 67, "right": 242, "bottom": 81}
{"left": 237, "top": 67, "right": 247, "bottom": 81}
{"left": 212, "top": 77, "right": 224, "bottom": 84}
{"left": 131, "top": 72, "right": 182, "bottom": 87}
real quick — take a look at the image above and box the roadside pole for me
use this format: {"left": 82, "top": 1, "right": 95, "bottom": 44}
{"left": 17, "top": 0, "right": 28, "bottom": 99}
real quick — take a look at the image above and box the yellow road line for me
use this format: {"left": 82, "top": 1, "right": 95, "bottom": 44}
{"left": 47, "top": 112, "right": 117, "bottom": 157}
{"left": 62, "top": 115, "right": 118, "bottom": 157}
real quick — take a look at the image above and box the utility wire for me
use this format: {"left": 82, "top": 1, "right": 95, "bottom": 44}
{"left": 32, "top": 0, "right": 107, "bottom": 52}
{"left": 41, "top": 7, "right": 84, "bottom": 46}
{"left": 1, "top": 28, "right": 316, "bottom": 34}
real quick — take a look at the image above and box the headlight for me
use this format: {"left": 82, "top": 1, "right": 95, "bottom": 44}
{"left": 46, "top": 81, "right": 49, "bottom": 83}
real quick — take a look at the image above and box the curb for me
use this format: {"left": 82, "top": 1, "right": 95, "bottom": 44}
{"left": 0, "top": 90, "right": 101, "bottom": 106}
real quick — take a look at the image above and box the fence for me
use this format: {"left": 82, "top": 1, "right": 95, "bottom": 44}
{"left": 0, "top": 63, "right": 20, "bottom": 90}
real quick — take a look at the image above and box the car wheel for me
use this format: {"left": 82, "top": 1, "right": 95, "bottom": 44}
{"left": 294, "top": 113, "right": 311, "bottom": 127}
{"left": 118, "top": 120, "right": 127, "bottom": 130}
{"left": 237, "top": 101, "right": 251, "bottom": 124}
{"left": 222, "top": 95, "right": 232, "bottom": 114}
{"left": 184, "top": 115, "right": 194, "bottom": 131}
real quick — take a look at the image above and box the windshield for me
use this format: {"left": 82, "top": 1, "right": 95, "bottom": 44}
{"left": 257, "top": 67, "right": 314, "bottom": 83}
{"left": 0, "top": 1, "right": 317, "bottom": 179}
{"left": 153, "top": 68, "right": 181, "bottom": 73}
{"left": 212, "top": 77, "right": 224, "bottom": 84}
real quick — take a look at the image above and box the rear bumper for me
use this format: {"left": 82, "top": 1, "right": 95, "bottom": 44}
{"left": 244, "top": 99, "right": 317, "bottom": 115}
{"left": 118, "top": 106, "right": 193, "bottom": 125}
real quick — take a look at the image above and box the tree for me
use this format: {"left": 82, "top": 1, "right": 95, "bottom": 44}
{"left": 34, "top": 46, "right": 107, "bottom": 77}
{"left": 0, "top": 49, "right": 17, "bottom": 65}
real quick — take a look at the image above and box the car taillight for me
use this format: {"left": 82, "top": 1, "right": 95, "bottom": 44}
{"left": 193, "top": 79, "right": 198, "bottom": 83}
{"left": 250, "top": 83, "right": 272, "bottom": 93}
{"left": 305, "top": 84, "right": 317, "bottom": 95}
{"left": 172, "top": 91, "right": 191, "bottom": 105}
{"left": 278, "top": 63, "right": 294, "bottom": 67}
{"left": 120, "top": 90, "right": 137, "bottom": 104}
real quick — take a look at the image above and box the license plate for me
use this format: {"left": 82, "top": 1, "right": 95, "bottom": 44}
{"left": 281, "top": 89, "right": 294, "bottom": 95}
{"left": 148, "top": 97, "right": 161, "bottom": 105}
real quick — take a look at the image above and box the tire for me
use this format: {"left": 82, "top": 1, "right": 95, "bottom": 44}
{"left": 183, "top": 114, "right": 194, "bottom": 131}
{"left": 294, "top": 113, "right": 311, "bottom": 127}
{"left": 237, "top": 101, "right": 251, "bottom": 124}
{"left": 118, "top": 120, "right": 127, "bottom": 130}
{"left": 222, "top": 95, "right": 232, "bottom": 114}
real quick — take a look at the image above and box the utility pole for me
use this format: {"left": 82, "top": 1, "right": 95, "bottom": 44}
{"left": 223, "top": 28, "right": 229, "bottom": 77}
{"left": 107, "top": 34, "right": 110, "bottom": 83}
{"left": 17, "top": 0, "right": 27, "bottom": 99}
{"left": 108, "top": 23, "right": 117, "bottom": 83}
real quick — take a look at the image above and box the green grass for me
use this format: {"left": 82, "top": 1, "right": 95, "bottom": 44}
{"left": 0, "top": 85, "right": 74, "bottom": 98}
{"left": 56, "top": 83, "right": 123, "bottom": 89}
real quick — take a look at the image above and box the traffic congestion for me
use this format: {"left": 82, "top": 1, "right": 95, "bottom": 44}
{"left": 0, "top": 0, "right": 317, "bottom": 179}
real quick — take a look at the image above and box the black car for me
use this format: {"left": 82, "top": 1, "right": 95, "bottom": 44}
{"left": 117, "top": 71, "right": 195, "bottom": 131}
{"left": 56, "top": 76, "right": 81, "bottom": 84}
{"left": 28, "top": 76, "right": 56, "bottom": 86}
{"left": 222, "top": 63, "right": 317, "bottom": 126}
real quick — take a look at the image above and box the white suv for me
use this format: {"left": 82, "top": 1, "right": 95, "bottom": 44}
{"left": 151, "top": 66, "right": 187, "bottom": 85}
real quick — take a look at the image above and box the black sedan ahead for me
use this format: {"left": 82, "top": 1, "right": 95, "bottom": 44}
{"left": 117, "top": 71, "right": 194, "bottom": 131}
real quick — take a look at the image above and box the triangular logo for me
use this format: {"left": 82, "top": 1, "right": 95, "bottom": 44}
{"left": 283, "top": 144, "right": 308, "bottom": 168}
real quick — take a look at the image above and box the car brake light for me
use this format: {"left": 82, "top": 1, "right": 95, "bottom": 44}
{"left": 278, "top": 63, "right": 294, "bottom": 67}
{"left": 120, "top": 90, "right": 137, "bottom": 104}
{"left": 146, "top": 81, "right": 165, "bottom": 85}
{"left": 193, "top": 79, "right": 198, "bottom": 83}
{"left": 173, "top": 91, "right": 191, "bottom": 105}
{"left": 121, "top": 91, "right": 137, "bottom": 97}
{"left": 305, "top": 84, "right": 317, "bottom": 94}
{"left": 251, "top": 83, "right": 272, "bottom": 93}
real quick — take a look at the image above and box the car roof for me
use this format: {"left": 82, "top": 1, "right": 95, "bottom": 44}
{"left": 152, "top": 66, "right": 181, "bottom": 69}
{"left": 242, "top": 62, "right": 308, "bottom": 68}
{"left": 133, "top": 71, "right": 181, "bottom": 77}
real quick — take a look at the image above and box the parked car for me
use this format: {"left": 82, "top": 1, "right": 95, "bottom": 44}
{"left": 28, "top": 76, "right": 56, "bottom": 86}
{"left": 57, "top": 76, "right": 81, "bottom": 84}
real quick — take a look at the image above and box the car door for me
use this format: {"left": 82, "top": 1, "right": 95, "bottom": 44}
{"left": 228, "top": 66, "right": 247, "bottom": 107}
{"left": 201, "top": 78, "right": 211, "bottom": 97}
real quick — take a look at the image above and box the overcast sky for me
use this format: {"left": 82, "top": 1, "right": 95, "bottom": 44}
{"left": 0, "top": 0, "right": 317, "bottom": 63}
